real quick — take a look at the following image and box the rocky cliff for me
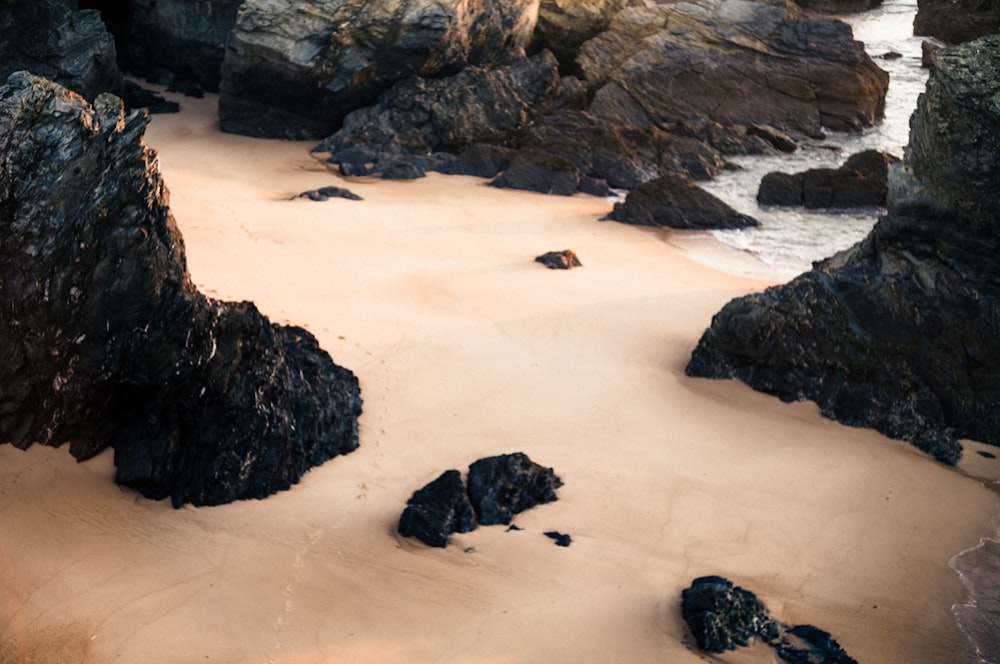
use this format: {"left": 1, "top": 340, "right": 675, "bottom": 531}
{"left": 0, "top": 72, "right": 363, "bottom": 506}
{"left": 914, "top": 0, "right": 1000, "bottom": 44}
{"left": 686, "top": 35, "right": 1000, "bottom": 464}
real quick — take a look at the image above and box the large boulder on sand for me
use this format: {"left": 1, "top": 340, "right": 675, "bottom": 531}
{"left": 577, "top": 1, "right": 889, "bottom": 139}
{"left": 605, "top": 174, "right": 759, "bottom": 230}
{"left": 0, "top": 72, "right": 362, "bottom": 506}
{"left": 686, "top": 36, "right": 1000, "bottom": 464}
{"left": 914, "top": 0, "right": 1000, "bottom": 44}
{"left": 219, "top": 0, "right": 539, "bottom": 139}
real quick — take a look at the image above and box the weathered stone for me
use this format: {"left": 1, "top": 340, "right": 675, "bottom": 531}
{"left": 530, "top": 0, "right": 636, "bottom": 68}
{"left": 491, "top": 150, "right": 581, "bottom": 196}
{"left": 757, "top": 150, "right": 899, "bottom": 208}
{"left": 772, "top": 624, "right": 858, "bottom": 664}
{"left": 219, "top": 0, "right": 539, "bottom": 139}
{"left": 914, "top": 0, "right": 1000, "bottom": 44}
{"left": 687, "top": 37, "right": 1000, "bottom": 463}
{"left": 604, "top": 174, "right": 759, "bottom": 230}
{"left": 922, "top": 39, "right": 944, "bottom": 68}
{"left": 466, "top": 453, "right": 563, "bottom": 526}
{"left": 297, "top": 186, "right": 363, "bottom": 201}
{"left": 398, "top": 470, "right": 477, "bottom": 548}
{"left": 446, "top": 144, "right": 516, "bottom": 178}
{"left": 535, "top": 250, "right": 583, "bottom": 269}
{"left": 0, "top": 72, "right": 362, "bottom": 506}
{"left": 681, "top": 576, "right": 780, "bottom": 653}
{"left": 578, "top": 2, "right": 888, "bottom": 138}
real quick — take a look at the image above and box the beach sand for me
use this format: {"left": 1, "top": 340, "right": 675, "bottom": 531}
{"left": 2, "top": 90, "right": 998, "bottom": 664}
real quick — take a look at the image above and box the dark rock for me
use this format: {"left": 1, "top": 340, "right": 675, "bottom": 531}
{"left": 680, "top": 576, "right": 780, "bottom": 653}
{"left": 579, "top": 176, "right": 612, "bottom": 198}
{"left": 491, "top": 150, "right": 581, "bottom": 196}
{"left": 543, "top": 531, "right": 572, "bottom": 546}
{"left": 0, "top": 72, "right": 362, "bottom": 506}
{"left": 530, "top": 0, "right": 635, "bottom": 69}
{"left": 327, "top": 147, "right": 379, "bottom": 177}
{"left": 121, "top": 80, "right": 180, "bottom": 114}
{"left": 922, "top": 39, "right": 944, "bottom": 68}
{"left": 792, "top": 0, "right": 883, "bottom": 11}
{"left": 506, "top": 524, "right": 523, "bottom": 531}
{"left": 446, "top": 144, "right": 516, "bottom": 178}
{"left": 978, "top": 451, "right": 997, "bottom": 459}
{"left": 535, "top": 250, "right": 583, "bottom": 270}
{"left": 757, "top": 150, "right": 900, "bottom": 208}
{"left": 316, "top": 52, "right": 563, "bottom": 157}
{"left": 298, "top": 186, "right": 363, "bottom": 202}
{"left": 746, "top": 124, "right": 798, "bottom": 153}
{"left": 126, "top": 0, "right": 242, "bottom": 93}
{"left": 380, "top": 159, "right": 426, "bottom": 180}
{"left": 398, "top": 470, "right": 478, "bottom": 548}
{"left": 466, "top": 453, "right": 563, "bottom": 526}
{"left": 914, "top": 0, "right": 1000, "bottom": 44}
{"left": 878, "top": 51, "right": 904, "bottom": 60}
{"left": 773, "top": 624, "right": 858, "bottom": 664}
{"left": 687, "top": 37, "right": 1000, "bottom": 463}
{"left": 219, "top": 0, "right": 539, "bottom": 139}
{"left": 577, "top": 3, "right": 888, "bottom": 138}
{"left": 604, "top": 174, "right": 759, "bottom": 230}
{"left": 705, "top": 123, "right": 778, "bottom": 156}
{"left": 0, "top": 0, "right": 124, "bottom": 102}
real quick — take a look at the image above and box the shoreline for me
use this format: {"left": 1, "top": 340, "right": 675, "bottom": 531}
{"left": 1, "top": 87, "right": 998, "bottom": 663}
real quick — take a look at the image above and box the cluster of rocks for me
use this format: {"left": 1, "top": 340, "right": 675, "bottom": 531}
{"left": 686, "top": 35, "right": 1000, "bottom": 465}
{"left": 681, "top": 576, "right": 856, "bottom": 663}
{"left": 0, "top": 72, "right": 363, "bottom": 507}
{"left": 757, "top": 149, "right": 900, "bottom": 209}
{"left": 398, "top": 453, "right": 563, "bottom": 547}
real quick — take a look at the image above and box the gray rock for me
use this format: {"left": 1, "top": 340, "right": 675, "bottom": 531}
{"left": 0, "top": 72, "right": 362, "bottom": 506}
{"left": 757, "top": 149, "right": 900, "bottom": 208}
{"left": 914, "top": 0, "right": 1000, "bottom": 44}
{"left": 491, "top": 150, "right": 581, "bottom": 196}
{"left": 604, "top": 174, "right": 759, "bottom": 230}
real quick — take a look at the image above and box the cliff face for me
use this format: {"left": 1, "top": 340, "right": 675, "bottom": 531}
{"left": 0, "top": 72, "right": 362, "bottom": 506}
{"left": 685, "top": 35, "right": 1000, "bottom": 464}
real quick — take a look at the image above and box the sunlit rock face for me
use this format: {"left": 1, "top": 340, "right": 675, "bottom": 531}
{"left": 686, "top": 36, "right": 1000, "bottom": 465}
{"left": 0, "top": 72, "right": 362, "bottom": 506}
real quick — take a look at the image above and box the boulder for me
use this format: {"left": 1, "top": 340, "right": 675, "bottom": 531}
{"left": 535, "top": 250, "right": 583, "bottom": 269}
{"left": 490, "top": 150, "right": 581, "bottom": 196}
{"left": 466, "top": 453, "right": 563, "bottom": 526}
{"left": 604, "top": 174, "right": 759, "bottom": 230}
{"left": 530, "top": 0, "right": 636, "bottom": 68}
{"left": 398, "top": 470, "right": 478, "bottom": 548}
{"left": 914, "top": 0, "right": 1000, "bottom": 44}
{"left": 686, "top": 36, "right": 1000, "bottom": 464}
{"left": 792, "top": 0, "right": 882, "bottom": 12}
{"left": 126, "top": 0, "right": 244, "bottom": 93}
{"left": 0, "top": 0, "right": 123, "bottom": 101}
{"left": 297, "top": 186, "right": 363, "bottom": 201}
{"left": 577, "top": 2, "right": 889, "bottom": 138}
{"left": 219, "top": 0, "right": 539, "bottom": 139}
{"left": 446, "top": 144, "right": 516, "bottom": 178}
{"left": 757, "top": 149, "right": 900, "bottom": 208}
{"left": 0, "top": 72, "right": 362, "bottom": 506}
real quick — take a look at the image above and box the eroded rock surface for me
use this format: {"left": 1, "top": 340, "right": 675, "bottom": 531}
{"left": 757, "top": 150, "right": 899, "bottom": 208}
{"left": 605, "top": 174, "right": 759, "bottom": 230}
{"left": 0, "top": 72, "right": 362, "bottom": 506}
{"left": 467, "top": 452, "right": 563, "bottom": 526}
{"left": 398, "top": 470, "right": 477, "bottom": 548}
{"left": 914, "top": 0, "right": 1000, "bottom": 44}
{"left": 686, "top": 36, "right": 1000, "bottom": 463}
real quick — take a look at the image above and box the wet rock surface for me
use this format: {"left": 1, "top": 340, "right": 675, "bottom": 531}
{"left": 757, "top": 149, "right": 900, "bottom": 208}
{"left": 0, "top": 72, "right": 362, "bottom": 507}
{"left": 914, "top": 0, "right": 1000, "bottom": 44}
{"left": 686, "top": 36, "right": 1000, "bottom": 463}
{"left": 604, "top": 174, "right": 759, "bottom": 230}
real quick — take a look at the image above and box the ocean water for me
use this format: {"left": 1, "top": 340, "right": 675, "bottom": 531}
{"left": 693, "top": 0, "right": 930, "bottom": 279}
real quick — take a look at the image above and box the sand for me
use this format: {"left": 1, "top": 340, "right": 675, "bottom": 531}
{"left": 2, "top": 89, "right": 999, "bottom": 664}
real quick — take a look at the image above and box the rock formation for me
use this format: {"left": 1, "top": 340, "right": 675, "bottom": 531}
{"left": 792, "top": 0, "right": 882, "bottom": 13}
{"left": 681, "top": 576, "right": 856, "bottom": 662}
{"left": 757, "top": 150, "right": 899, "bottom": 208}
{"left": 604, "top": 174, "right": 759, "bottom": 230}
{"left": 914, "top": 0, "right": 1000, "bottom": 44}
{"left": 0, "top": 0, "right": 123, "bottom": 101}
{"left": 535, "top": 250, "right": 583, "bottom": 270}
{"left": 686, "top": 36, "right": 1000, "bottom": 464}
{"left": 219, "top": 0, "right": 539, "bottom": 139}
{"left": 490, "top": 150, "right": 581, "bottom": 195}
{"left": 530, "top": 0, "right": 636, "bottom": 68}
{"left": 577, "top": 1, "right": 888, "bottom": 138}
{"left": 398, "top": 470, "right": 477, "bottom": 548}
{"left": 0, "top": 72, "right": 362, "bottom": 507}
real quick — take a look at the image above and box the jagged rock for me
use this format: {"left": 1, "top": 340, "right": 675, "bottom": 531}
{"left": 398, "top": 470, "right": 478, "bottom": 548}
{"left": 126, "top": 0, "right": 243, "bottom": 93}
{"left": 914, "top": 0, "right": 1000, "bottom": 44}
{"left": 466, "top": 453, "right": 563, "bottom": 526}
{"left": 297, "top": 186, "right": 363, "bottom": 201}
{"left": 0, "top": 0, "right": 123, "bottom": 101}
{"left": 757, "top": 150, "right": 900, "bottom": 208}
{"left": 535, "top": 250, "right": 583, "bottom": 269}
{"left": 0, "top": 72, "right": 362, "bottom": 506}
{"left": 705, "top": 123, "right": 779, "bottom": 156}
{"left": 219, "top": 0, "right": 539, "bottom": 139}
{"left": 316, "top": 51, "right": 563, "bottom": 158}
{"left": 491, "top": 150, "right": 581, "bottom": 195}
{"left": 686, "top": 36, "right": 1000, "bottom": 464}
{"left": 746, "top": 124, "right": 798, "bottom": 153}
{"left": 577, "top": 2, "right": 888, "bottom": 138}
{"left": 520, "top": 110, "right": 726, "bottom": 189}
{"left": 681, "top": 576, "right": 780, "bottom": 653}
{"left": 604, "top": 174, "right": 759, "bottom": 230}
{"left": 530, "top": 0, "right": 636, "bottom": 68}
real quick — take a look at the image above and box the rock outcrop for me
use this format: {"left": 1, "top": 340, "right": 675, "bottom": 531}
{"left": 0, "top": 72, "right": 362, "bottom": 506}
{"left": 914, "top": 0, "right": 1000, "bottom": 44}
{"left": 530, "top": 0, "right": 635, "bottom": 68}
{"left": 686, "top": 36, "right": 1000, "bottom": 464}
{"left": 219, "top": 0, "right": 539, "bottom": 139}
{"left": 398, "top": 470, "right": 477, "bottom": 548}
{"left": 604, "top": 174, "right": 759, "bottom": 230}
{"left": 0, "top": 0, "right": 123, "bottom": 101}
{"left": 577, "top": 1, "right": 889, "bottom": 138}
{"left": 757, "top": 150, "right": 899, "bottom": 208}
{"left": 681, "top": 576, "right": 856, "bottom": 663}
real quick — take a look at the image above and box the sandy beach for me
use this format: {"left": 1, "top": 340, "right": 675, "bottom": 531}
{"left": 2, "top": 89, "right": 999, "bottom": 664}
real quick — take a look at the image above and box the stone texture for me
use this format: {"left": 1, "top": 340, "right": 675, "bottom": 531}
{"left": 604, "top": 174, "right": 759, "bottom": 230}
{"left": 0, "top": 72, "right": 362, "bottom": 506}
{"left": 530, "top": 0, "right": 635, "bottom": 68}
{"left": 466, "top": 453, "right": 563, "bottom": 526}
{"left": 490, "top": 150, "right": 581, "bottom": 196}
{"left": 686, "top": 36, "right": 1000, "bottom": 464}
{"left": 757, "top": 149, "right": 900, "bottom": 208}
{"left": 914, "top": 0, "right": 1000, "bottom": 44}
{"left": 219, "top": 0, "right": 539, "bottom": 139}
{"left": 398, "top": 470, "right": 477, "bottom": 548}
{"left": 535, "top": 250, "right": 583, "bottom": 269}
